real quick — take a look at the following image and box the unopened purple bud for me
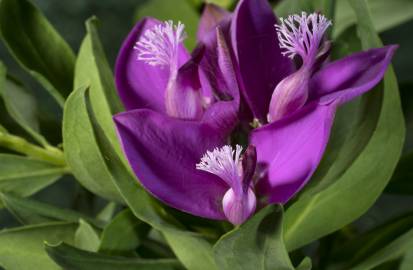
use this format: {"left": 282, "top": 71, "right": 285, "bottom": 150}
{"left": 268, "top": 12, "right": 332, "bottom": 122}
{"left": 196, "top": 144, "right": 258, "bottom": 225}
{"left": 267, "top": 67, "right": 310, "bottom": 122}
{"left": 135, "top": 20, "right": 204, "bottom": 120}
{"left": 222, "top": 187, "right": 256, "bottom": 225}
{"left": 165, "top": 46, "right": 205, "bottom": 120}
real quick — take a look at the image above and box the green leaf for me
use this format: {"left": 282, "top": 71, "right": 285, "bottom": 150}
{"left": 0, "top": 62, "right": 49, "bottom": 147}
{"left": 96, "top": 202, "right": 117, "bottom": 223}
{"left": 204, "top": 0, "right": 235, "bottom": 8}
{"left": 401, "top": 249, "right": 413, "bottom": 270}
{"left": 0, "top": 222, "right": 77, "bottom": 270}
{"left": 82, "top": 86, "right": 218, "bottom": 270}
{"left": 283, "top": 0, "right": 405, "bottom": 251}
{"left": 0, "top": 124, "right": 7, "bottom": 134}
{"left": 74, "top": 17, "right": 124, "bottom": 132}
{"left": 134, "top": 0, "right": 199, "bottom": 50}
{"left": 275, "top": 0, "right": 335, "bottom": 19}
{"left": 0, "top": 0, "right": 75, "bottom": 107}
{"left": 213, "top": 205, "right": 295, "bottom": 270}
{"left": 74, "top": 219, "right": 100, "bottom": 252}
{"left": 99, "top": 208, "right": 149, "bottom": 256}
{"left": 334, "top": 0, "right": 413, "bottom": 38}
{"left": 0, "top": 193, "right": 103, "bottom": 228}
{"left": 0, "top": 154, "right": 64, "bottom": 206}
{"left": 330, "top": 212, "right": 413, "bottom": 267}
{"left": 63, "top": 18, "right": 125, "bottom": 202}
{"left": 46, "top": 242, "right": 181, "bottom": 270}
{"left": 350, "top": 228, "right": 413, "bottom": 270}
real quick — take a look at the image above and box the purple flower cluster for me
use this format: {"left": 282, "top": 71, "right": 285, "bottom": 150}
{"left": 113, "top": 0, "right": 396, "bottom": 225}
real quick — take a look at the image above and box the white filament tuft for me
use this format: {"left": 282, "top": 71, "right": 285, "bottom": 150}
{"left": 275, "top": 12, "right": 332, "bottom": 59}
{"left": 134, "top": 20, "right": 186, "bottom": 67}
{"left": 196, "top": 145, "right": 243, "bottom": 186}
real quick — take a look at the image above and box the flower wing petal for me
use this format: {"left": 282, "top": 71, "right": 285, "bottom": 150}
{"left": 250, "top": 102, "right": 337, "bottom": 203}
{"left": 231, "top": 0, "right": 293, "bottom": 120}
{"left": 114, "top": 109, "right": 229, "bottom": 219}
{"left": 115, "top": 18, "right": 190, "bottom": 112}
{"left": 310, "top": 45, "right": 397, "bottom": 104}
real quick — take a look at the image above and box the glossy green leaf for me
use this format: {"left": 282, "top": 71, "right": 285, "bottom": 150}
{"left": 82, "top": 86, "right": 218, "bottom": 270}
{"left": 0, "top": 154, "right": 64, "bottom": 207}
{"left": 214, "top": 205, "right": 295, "bottom": 270}
{"left": 134, "top": 0, "right": 199, "bottom": 50}
{"left": 0, "top": 62, "right": 49, "bottom": 147}
{"left": 74, "top": 219, "right": 100, "bottom": 252}
{"left": 283, "top": 0, "right": 405, "bottom": 251}
{"left": 350, "top": 227, "right": 413, "bottom": 270}
{"left": 0, "top": 222, "right": 77, "bottom": 270}
{"left": 46, "top": 242, "right": 180, "bottom": 270}
{"left": 0, "top": 0, "right": 75, "bottom": 107}
{"left": 63, "top": 18, "right": 124, "bottom": 202}
{"left": 0, "top": 193, "right": 103, "bottom": 228}
{"left": 99, "top": 208, "right": 149, "bottom": 256}
{"left": 334, "top": 0, "right": 413, "bottom": 37}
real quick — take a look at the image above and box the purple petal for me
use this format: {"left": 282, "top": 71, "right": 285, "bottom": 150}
{"left": 114, "top": 109, "right": 229, "bottom": 219}
{"left": 231, "top": 0, "right": 293, "bottom": 121}
{"left": 250, "top": 102, "right": 337, "bottom": 203}
{"left": 310, "top": 45, "right": 397, "bottom": 105}
{"left": 115, "top": 17, "right": 190, "bottom": 112}
{"left": 200, "top": 29, "right": 240, "bottom": 133}
{"left": 197, "top": 4, "right": 231, "bottom": 42}
{"left": 165, "top": 46, "right": 204, "bottom": 120}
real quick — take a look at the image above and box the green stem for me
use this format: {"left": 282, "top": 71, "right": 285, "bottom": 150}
{"left": 0, "top": 132, "right": 66, "bottom": 166}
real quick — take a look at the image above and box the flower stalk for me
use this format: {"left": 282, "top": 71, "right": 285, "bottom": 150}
{"left": 0, "top": 131, "right": 66, "bottom": 166}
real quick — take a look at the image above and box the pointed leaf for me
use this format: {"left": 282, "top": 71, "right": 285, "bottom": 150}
{"left": 63, "top": 86, "right": 122, "bottom": 201}
{"left": 0, "top": 154, "right": 64, "bottom": 207}
{"left": 214, "top": 205, "right": 296, "bottom": 270}
{"left": 0, "top": 62, "right": 49, "bottom": 146}
{"left": 334, "top": 0, "right": 413, "bottom": 37}
{"left": 0, "top": 193, "right": 103, "bottom": 227}
{"left": 330, "top": 211, "right": 413, "bottom": 267}
{"left": 46, "top": 242, "right": 180, "bottom": 270}
{"left": 63, "top": 18, "right": 125, "bottom": 202}
{"left": 0, "top": 222, "right": 77, "bottom": 270}
{"left": 99, "top": 208, "right": 149, "bottom": 256}
{"left": 283, "top": 0, "right": 404, "bottom": 250}
{"left": 83, "top": 86, "right": 218, "bottom": 270}
{"left": 0, "top": 0, "right": 75, "bottom": 107}
{"left": 351, "top": 228, "right": 413, "bottom": 270}
{"left": 74, "top": 219, "right": 100, "bottom": 252}
{"left": 96, "top": 202, "right": 117, "bottom": 223}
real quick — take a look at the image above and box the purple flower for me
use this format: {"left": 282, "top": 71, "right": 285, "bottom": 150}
{"left": 114, "top": 0, "right": 396, "bottom": 225}
{"left": 114, "top": 16, "right": 240, "bottom": 220}
{"left": 228, "top": 0, "right": 396, "bottom": 206}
